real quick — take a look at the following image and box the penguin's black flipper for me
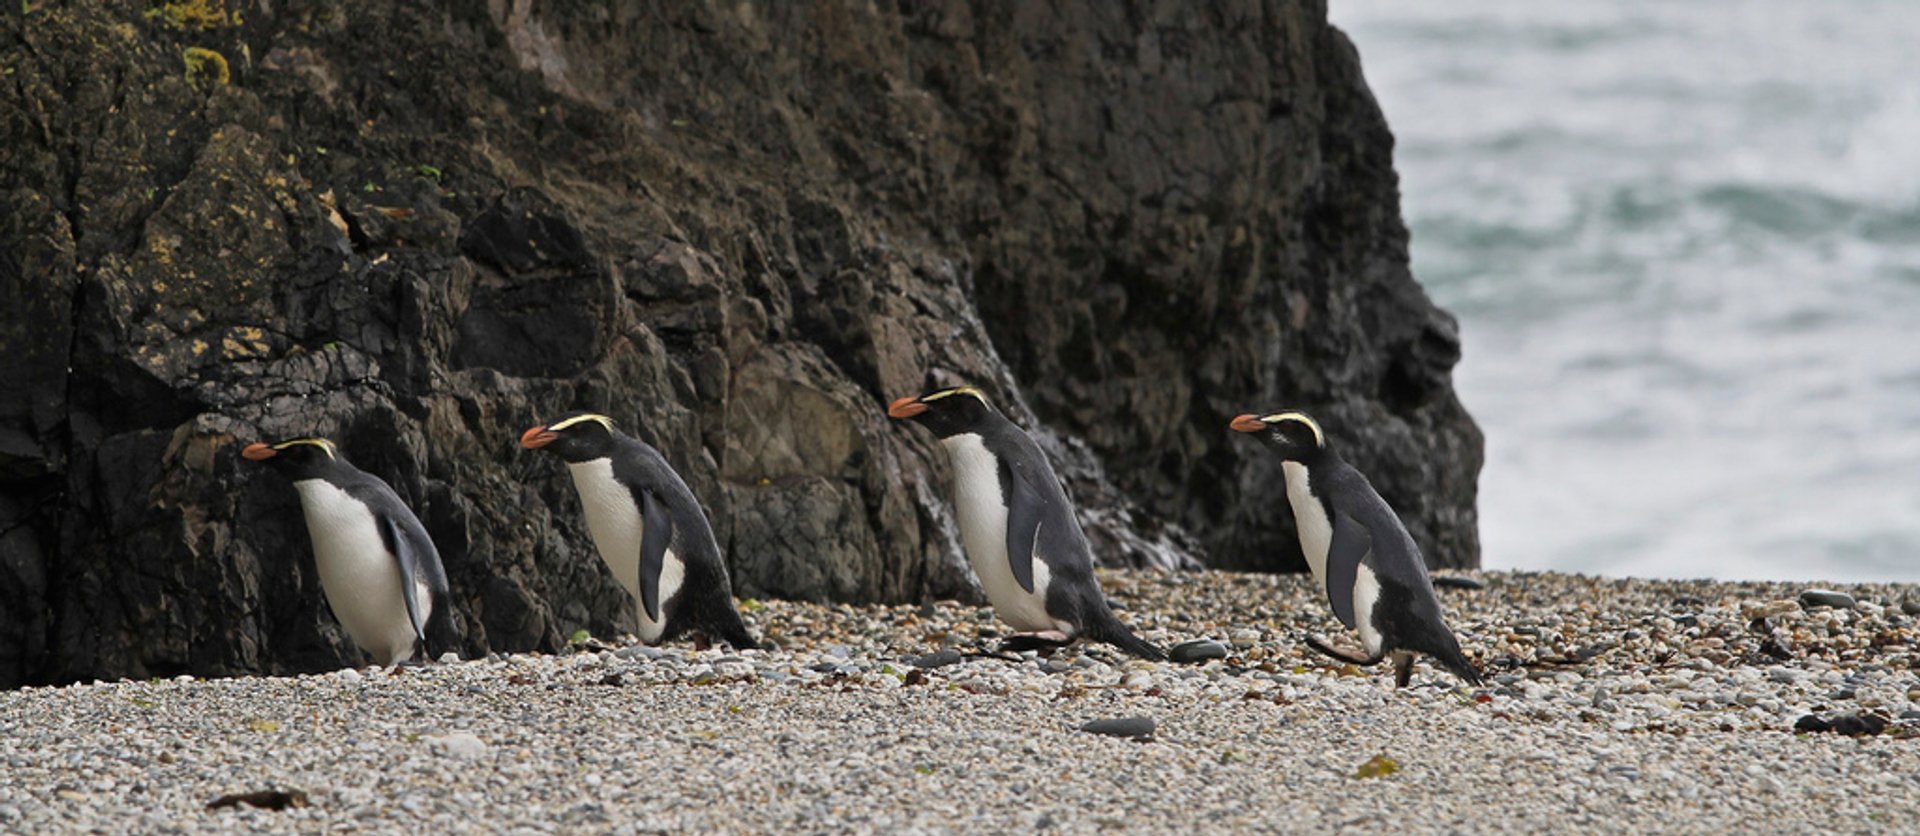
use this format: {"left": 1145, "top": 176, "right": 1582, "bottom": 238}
{"left": 1325, "top": 512, "right": 1370, "bottom": 630}
{"left": 376, "top": 513, "right": 436, "bottom": 644}
{"left": 637, "top": 489, "right": 674, "bottom": 623}
{"left": 1001, "top": 458, "right": 1042, "bottom": 595}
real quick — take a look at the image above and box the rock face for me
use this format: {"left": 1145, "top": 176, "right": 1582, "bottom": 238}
{"left": 0, "top": 0, "right": 1480, "bottom": 687}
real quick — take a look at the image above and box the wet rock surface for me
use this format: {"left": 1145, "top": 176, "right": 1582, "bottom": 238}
{"left": 0, "top": 1, "right": 1480, "bottom": 687}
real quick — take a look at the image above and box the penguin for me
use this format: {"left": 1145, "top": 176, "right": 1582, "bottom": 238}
{"left": 243, "top": 437, "right": 452, "bottom": 668}
{"left": 1230, "top": 410, "right": 1481, "bottom": 687}
{"left": 519, "top": 412, "right": 760, "bottom": 650}
{"left": 888, "top": 387, "right": 1164, "bottom": 660}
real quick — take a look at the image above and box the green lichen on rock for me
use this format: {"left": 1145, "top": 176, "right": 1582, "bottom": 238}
{"left": 181, "top": 46, "right": 227, "bottom": 88}
{"left": 144, "top": 0, "right": 240, "bottom": 30}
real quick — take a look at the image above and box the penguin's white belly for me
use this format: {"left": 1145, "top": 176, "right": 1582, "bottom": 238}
{"left": 1281, "top": 463, "right": 1332, "bottom": 588}
{"left": 293, "top": 480, "right": 424, "bottom": 666}
{"left": 1282, "top": 463, "right": 1384, "bottom": 655}
{"left": 1352, "top": 564, "right": 1385, "bottom": 657}
{"left": 942, "top": 434, "right": 1066, "bottom": 634}
{"left": 568, "top": 459, "right": 684, "bottom": 644}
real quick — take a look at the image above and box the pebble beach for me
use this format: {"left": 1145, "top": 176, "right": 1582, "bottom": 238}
{"left": 5, "top": 569, "right": 1919, "bottom": 834}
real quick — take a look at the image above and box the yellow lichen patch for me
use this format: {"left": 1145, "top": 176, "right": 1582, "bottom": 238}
{"left": 182, "top": 47, "right": 229, "bottom": 88}
{"left": 146, "top": 0, "right": 241, "bottom": 30}
{"left": 221, "top": 326, "right": 269, "bottom": 359}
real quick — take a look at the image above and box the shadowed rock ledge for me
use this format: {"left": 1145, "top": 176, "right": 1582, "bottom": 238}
{"left": 0, "top": 0, "right": 1480, "bottom": 686}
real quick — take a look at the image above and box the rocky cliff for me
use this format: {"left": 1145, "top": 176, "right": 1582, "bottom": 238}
{"left": 0, "top": 0, "right": 1481, "bottom": 687}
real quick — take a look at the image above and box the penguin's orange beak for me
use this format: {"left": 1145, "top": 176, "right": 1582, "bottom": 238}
{"left": 1229, "top": 414, "right": 1267, "bottom": 433}
{"left": 887, "top": 396, "right": 927, "bottom": 419}
{"left": 519, "top": 425, "right": 558, "bottom": 449}
{"left": 241, "top": 442, "right": 277, "bottom": 461}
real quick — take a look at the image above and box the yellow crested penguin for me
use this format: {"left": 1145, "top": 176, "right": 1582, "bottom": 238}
{"left": 1230, "top": 411, "right": 1481, "bottom": 687}
{"left": 889, "top": 387, "right": 1164, "bottom": 660}
{"left": 243, "top": 438, "right": 451, "bottom": 667}
{"left": 519, "top": 412, "right": 760, "bottom": 650}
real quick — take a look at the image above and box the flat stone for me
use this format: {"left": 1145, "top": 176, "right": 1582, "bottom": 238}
{"left": 432, "top": 732, "right": 488, "bottom": 759}
{"left": 1800, "top": 590, "right": 1857, "bottom": 610}
{"left": 1080, "top": 716, "right": 1155, "bottom": 740}
{"left": 910, "top": 649, "right": 964, "bottom": 669}
{"left": 1432, "top": 575, "right": 1485, "bottom": 590}
{"left": 1168, "top": 640, "right": 1230, "bottom": 664}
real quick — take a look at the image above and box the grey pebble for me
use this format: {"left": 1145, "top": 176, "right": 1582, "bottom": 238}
{"left": 1800, "top": 589, "right": 1857, "bottom": 610}
{"left": 1169, "top": 639, "right": 1230, "bottom": 664}
{"left": 432, "top": 732, "right": 488, "bottom": 759}
{"left": 1080, "top": 716, "right": 1155, "bottom": 740}
{"left": 1432, "top": 575, "right": 1486, "bottom": 590}
{"left": 911, "top": 648, "right": 964, "bottom": 669}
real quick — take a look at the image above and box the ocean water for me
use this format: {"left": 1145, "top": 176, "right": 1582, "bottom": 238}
{"left": 1332, "top": 2, "right": 1920, "bottom": 582}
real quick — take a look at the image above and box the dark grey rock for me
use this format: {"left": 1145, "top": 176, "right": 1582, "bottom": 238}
{"left": 1902, "top": 595, "right": 1920, "bottom": 616}
{"left": 1795, "top": 713, "right": 1887, "bottom": 736}
{"left": 910, "top": 649, "right": 963, "bottom": 670}
{"left": 1432, "top": 575, "right": 1485, "bottom": 591}
{"left": 1800, "top": 590, "right": 1857, "bottom": 610}
{"left": 1080, "top": 716, "right": 1156, "bottom": 740}
{"left": 1169, "top": 639, "right": 1231, "bottom": 665}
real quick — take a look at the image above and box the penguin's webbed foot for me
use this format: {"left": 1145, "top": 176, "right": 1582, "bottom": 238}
{"left": 999, "top": 631, "right": 1072, "bottom": 654}
{"left": 1391, "top": 652, "right": 1415, "bottom": 689}
{"left": 1304, "top": 635, "right": 1380, "bottom": 668}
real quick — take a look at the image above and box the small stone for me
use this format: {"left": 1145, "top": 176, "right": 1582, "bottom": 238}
{"left": 1902, "top": 594, "right": 1920, "bottom": 616}
{"left": 1744, "top": 600, "right": 1799, "bottom": 620}
{"left": 1169, "top": 640, "right": 1230, "bottom": 664}
{"left": 433, "top": 732, "right": 489, "bottom": 759}
{"left": 1080, "top": 716, "right": 1155, "bottom": 740}
{"left": 438, "top": 652, "right": 461, "bottom": 664}
{"left": 1431, "top": 575, "right": 1484, "bottom": 590}
{"left": 615, "top": 646, "right": 661, "bottom": 661}
{"left": 1899, "top": 710, "right": 1920, "bottom": 721}
{"left": 337, "top": 668, "right": 362, "bottom": 684}
{"left": 1228, "top": 629, "right": 1261, "bottom": 649}
{"left": 910, "top": 648, "right": 963, "bottom": 669}
{"left": 1799, "top": 589, "right": 1857, "bottom": 610}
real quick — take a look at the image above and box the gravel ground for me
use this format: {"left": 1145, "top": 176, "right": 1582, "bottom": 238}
{"left": 5, "top": 569, "right": 1920, "bottom": 834}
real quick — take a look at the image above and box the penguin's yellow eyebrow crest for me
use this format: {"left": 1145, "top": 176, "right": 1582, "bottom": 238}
{"left": 1261, "top": 412, "right": 1325, "bottom": 447}
{"left": 549, "top": 413, "right": 615, "bottom": 432}
{"left": 272, "top": 438, "right": 338, "bottom": 459}
{"left": 922, "top": 386, "right": 988, "bottom": 405}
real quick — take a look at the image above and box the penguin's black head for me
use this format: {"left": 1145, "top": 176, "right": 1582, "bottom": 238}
{"left": 520, "top": 412, "right": 619, "bottom": 463}
{"left": 242, "top": 437, "right": 346, "bottom": 481}
{"left": 888, "top": 386, "right": 995, "bottom": 439}
{"left": 1230, "top": 411, "right": 1328, "bottom": 461}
